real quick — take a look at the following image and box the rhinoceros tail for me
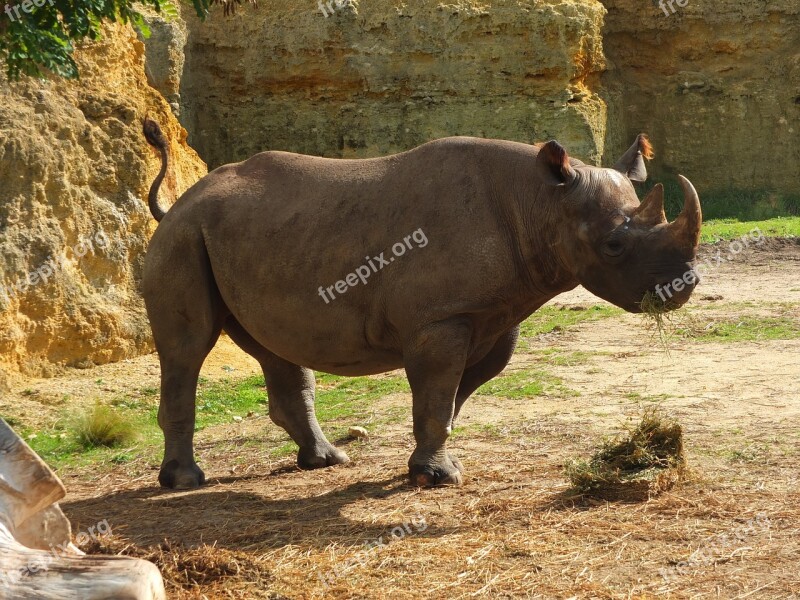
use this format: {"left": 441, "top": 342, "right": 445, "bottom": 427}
{"left": 143, "top": 117, "right": 169, "bottom": 222}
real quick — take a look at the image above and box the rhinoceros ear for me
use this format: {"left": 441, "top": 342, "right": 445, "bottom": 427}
{"left": 613, "top": 134, "right": 654, "bottom": 182}
{"left": 535, "top": 140, "right": 576, "bottom": 186}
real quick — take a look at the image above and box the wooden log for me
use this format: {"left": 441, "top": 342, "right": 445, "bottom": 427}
{"left": 15, "top": 504, "right": 81, "bottom": 554}
{"left": 0, "top": 520, "right": 166, "bottom": 600}
{"left": 0, "top": 420, "right": 166, "bottom": 599}
{"left": 0, "top": 420, "right": 65, "bottom": 530}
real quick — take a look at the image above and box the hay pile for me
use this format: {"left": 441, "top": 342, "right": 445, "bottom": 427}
{"left": 566, "top": 411, "right": 686, "bottom": 501}
{"left": 82, "top": 535, "right": 272, "bottom": 597}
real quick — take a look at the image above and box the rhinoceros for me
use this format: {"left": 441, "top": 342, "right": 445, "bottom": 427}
{"left": 142, "top": 120, "right": 701, "bottom": 489}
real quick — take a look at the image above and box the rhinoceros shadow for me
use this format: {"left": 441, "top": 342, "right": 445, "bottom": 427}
{"left": 61, "top": 475, "right": 452, "bottom": 552}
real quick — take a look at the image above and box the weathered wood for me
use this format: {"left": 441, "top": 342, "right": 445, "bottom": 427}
{"left": 0, "top": 521, "right": 166, "bottom": 600}
{"left": 0, "top": 420, "right": 65, "bottom": 530}
{"left": 0, "top": 419, "right": 166, "bottom": 599}
{"left": 15, "top": 505, "right": 79, "bottom": 554}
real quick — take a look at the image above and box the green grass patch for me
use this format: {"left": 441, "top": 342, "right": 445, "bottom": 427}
{"left": 195, "top": 375, "right": 269, "bottom": 431}
{"left": 677, "top": 316, "right": 800, "bottom": 342}
{"left": 650, "top": 180, "right": 800, "bottom": 222}
{"left": 529, "top": 349, "right": 602, "bottom": 366}
{"left": 270, "top": 441, "right": 299, "bottom": 459}
{"left": 23, "top": 372, "right": 409, "bottom": 472}
{"left": 451, "top": 422, "right": 505, "bottom": 440}
{"left": 701, "top": 217, "right": 800, "bottom": 243}
{"left": 315, "top": 373, "right": 408, "bottom": 422}
{"left": 517, "top": 305, "right": 623, "bottom": 350}
{"left": 625, "top": 392, "right": 671, "bottom": 404}
{"left": 476, "top": 368, "right": 577, "bottom": 399}
{"left": 725, "top": 444, "right": 770, "bottom": 464}
{"left": 639, "top": 179, "right": 799, "bottom": 242}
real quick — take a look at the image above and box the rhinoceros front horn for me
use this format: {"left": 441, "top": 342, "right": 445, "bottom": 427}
{"left": 667, "top": 175, "right": 702, "bottom": 249}
{"left": 632, "top": 183, "right": 666, "bottom": 227}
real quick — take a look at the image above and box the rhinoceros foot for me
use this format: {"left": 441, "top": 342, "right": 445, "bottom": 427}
{"left": 158, "top": 459, "right": 205, "bottom": 489}
{"left": 297, "top": 443, "right": 350, "bottom": 470}
{"left": 409, "top": 454, "right": 464, "bottom": 487}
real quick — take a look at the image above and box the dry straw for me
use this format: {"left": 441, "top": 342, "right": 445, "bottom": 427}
{"left": 565, "top": 409, "right": 687, "bottom": 501}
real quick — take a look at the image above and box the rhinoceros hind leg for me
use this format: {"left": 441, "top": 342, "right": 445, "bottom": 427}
{"left": 158, "top": 459, "right": 206, "bottom": 490}
{"left": 145, "top": 236, "right": 225, "bottom": 490}
{"left": 223, "top": 318, "right": 349, "bottom": 470}
{"left": 405, "top": 318, "right": 474, "bottom": 487}
{"left": 453, "top": 326, "right": 519, "bottom": 423}
{"left": 155, "top": 349, "right": 218, "bottom": 489}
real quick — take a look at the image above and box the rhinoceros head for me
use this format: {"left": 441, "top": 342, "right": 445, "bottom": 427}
{"left": 536, "top": 135, "right": 702, "bottom": 313}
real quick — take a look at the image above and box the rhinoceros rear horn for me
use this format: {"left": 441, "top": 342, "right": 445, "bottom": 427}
{"left": 613, "top": 134, "right": 653, "bottom": 182}
{"left": 632, "top": 183, "right": 666, "bottom": 227}
{"left": 535, "top": 140, "right": 576, "bottom": 186}
{"left": 667, "top": 175, "right": 703, "bottom": 249}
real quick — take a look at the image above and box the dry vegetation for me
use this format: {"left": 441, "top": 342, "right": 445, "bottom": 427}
{"left": 4, "top": 239, "right": 799, "bottom": 599}
{"left": 565, "top": 410, "right": 686, "bottom": 500}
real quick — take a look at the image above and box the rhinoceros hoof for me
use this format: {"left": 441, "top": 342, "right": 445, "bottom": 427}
{"left": 158, "top": 460, "right": 205, "bottom": 489}
{"left": 448, "top": 454, "right": 465, "bottom": 473}
{"left": 409, "top": 463, "right": 464, "bottom": 487}
{"left": 297, "top": 445, "right": 350, "bottom": 470}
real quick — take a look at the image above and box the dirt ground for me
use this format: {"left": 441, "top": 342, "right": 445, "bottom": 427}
{"left": 6, "top": 239, "right": 800, "bottom": 599}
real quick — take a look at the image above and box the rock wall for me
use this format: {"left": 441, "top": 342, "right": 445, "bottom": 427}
{"left": 140, "top": 7, "right": 189, "bottom": 118}
{"left": 0, "top": 24, "right": 206, "bottom": 378}
{"left": 174, "top": 0, "right": 800, "bottom": 197}
{"left": 600, "top": 0, "right": 800, "bottom": 194}
{"left": 1, "top": 0, "right": 798, "bottom": 377}
{"left": 179, "top": 0, "right": 609, "bottom": 169}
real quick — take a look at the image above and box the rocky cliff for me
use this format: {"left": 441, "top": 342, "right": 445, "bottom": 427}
{"left": 1, "top": 0, "right": 797, "bottom": 378}
{"left": 0, "top": 24, "right": 206, "bottom": 381}
{"left": 600, "top": 0, "right": 800, "bottom": 194}
{"left": 179, "top": 0, "right": 609, "bottom": 169}
{"left": 173, "top": 0, "right": 799, "bottom": 199}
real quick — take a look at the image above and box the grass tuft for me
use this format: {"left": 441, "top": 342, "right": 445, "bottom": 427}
{"left": 74, "top": 404, "right": 137, "bottom": 449}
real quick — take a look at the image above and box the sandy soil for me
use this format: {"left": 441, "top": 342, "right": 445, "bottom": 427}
{"left": 3, "top": 238, "right": 799, "bottom": 599}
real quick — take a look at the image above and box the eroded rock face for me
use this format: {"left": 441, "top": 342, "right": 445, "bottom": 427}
{"left": 140, "top": 6, "right": 189, "bottom": 117}
{"left": 600, "top": 0, "right": 800, "bottom": 192}
{"left": 0, "top": 24, "right": 206, "bottom": 376}
{"left": 1, "top": 0, "right": 797, "bottom": 376}
{"left": 179, "top": 0, "right": 609, "bottom": 169}
{"left": 174, "top": 0, "right": 800, "bottom": 194}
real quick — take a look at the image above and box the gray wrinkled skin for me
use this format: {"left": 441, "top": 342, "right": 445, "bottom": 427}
{"left": 142, "top": 127, "right": 702, "bottom": 489}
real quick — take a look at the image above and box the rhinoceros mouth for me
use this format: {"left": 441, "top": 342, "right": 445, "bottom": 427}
{"left": 639, "top": 289, "right": 682, "bottom": 315}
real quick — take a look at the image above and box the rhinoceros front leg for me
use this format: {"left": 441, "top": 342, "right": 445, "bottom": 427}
{"left": 404, "top": 319, "right": 472, "bottom": 487}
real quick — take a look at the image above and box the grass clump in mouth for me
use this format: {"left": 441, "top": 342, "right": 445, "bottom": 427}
{"left": 639, "top": 290, "right": 683, "bottom": 351}
{"left": 565, "top": 410, "right": 687, "bottom": 501}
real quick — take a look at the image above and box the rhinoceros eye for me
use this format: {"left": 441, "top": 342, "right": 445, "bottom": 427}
{"left": 602, "top": 239, "right": 626, "bottom": 258}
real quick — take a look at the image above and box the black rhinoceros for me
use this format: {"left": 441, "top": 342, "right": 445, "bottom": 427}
{"left": 142, "top": 120, "right": 700, "bottom": 489}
